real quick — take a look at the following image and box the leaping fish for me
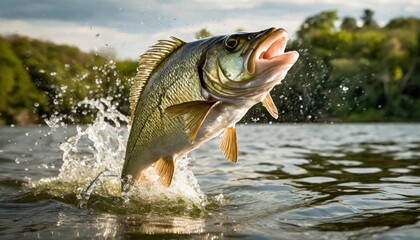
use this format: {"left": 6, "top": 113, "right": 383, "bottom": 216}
{"left": 122, "top": 28, "right": 299, "bottom": 187}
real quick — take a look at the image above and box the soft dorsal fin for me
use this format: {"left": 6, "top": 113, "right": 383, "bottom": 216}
{"left": 129, "top": 37, "right": 185, "bottom": 124}
{"left": 262, "top": 93, "right": 278, "bottom": 119}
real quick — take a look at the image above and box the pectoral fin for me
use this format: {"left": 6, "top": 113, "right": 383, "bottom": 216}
{"left": 219, "top": 127, "right": 238, "bottom": 163}
{"left": 166, "top": 101, "right": 220, "bottom": 143}
{"left": 155, "top": 157, "right": 175, "bottom": 187}
{"left": 262, "top": 94, "right": 278, "bottom": 119}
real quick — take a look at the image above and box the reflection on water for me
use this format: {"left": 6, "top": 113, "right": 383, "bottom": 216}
{"left": 0, "top": 123, "right": 419, "bottom": 239}
{"left": 231, "top": 125, "right": 420, "bottom": 239}
{"left": 121, "top": 215, "right": 207, "bottom": 237}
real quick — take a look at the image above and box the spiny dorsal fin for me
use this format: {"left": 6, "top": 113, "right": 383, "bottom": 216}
{"left": 129, "top": 37, "right": 185, "bottom": 124}
{"left": 165, "top": 101, "right": 220, "bottom": 143}
{"left": 262, "top": 93, "right": 278, "bottom": 119}
{"left": 220, "top": 127, "right": 238, "bottom": 163}
{"left": 155, "top": 156, "right": 175, "bottom": 187}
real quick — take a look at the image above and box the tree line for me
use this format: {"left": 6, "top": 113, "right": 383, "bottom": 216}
{"left": 0, "top": 35, "right": 136, "bottom": 125}
{"left": 245, "top": 9, "right": 420, "bottom": 123}
{"left": 0, "top": 9, "right": 419, "bottom": 125}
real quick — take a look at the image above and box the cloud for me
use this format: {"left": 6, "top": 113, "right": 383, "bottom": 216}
{"left": 0, "top": 0, "right": 165, "bottom": 35}
{"left": 1, "top": 0, "right": 419, "bottom": 59}
{"left": 0, "top": 13, "right": 302, "bottom": 60}
{"left": 0, "top": 19, "right": 146, "bottom": 59}
{"left": 192, "top": 0, "right": 268, "bottom": 9}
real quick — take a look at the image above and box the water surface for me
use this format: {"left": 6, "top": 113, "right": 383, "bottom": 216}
{"left": 1, "top": 120, "right": 419, "bottom": 239}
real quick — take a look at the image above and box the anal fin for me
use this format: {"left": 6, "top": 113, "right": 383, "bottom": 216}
{"left": 262, "top": 93, "right": 278, "bottom": 119}
{"left": 220, "top": 127, "right": 238, "bottom": 163}
{"left": 166, "top": 101, "right": 220, "bottom": 143}
{"left": 155, "top": 157, "right": 175, "bottom": 187}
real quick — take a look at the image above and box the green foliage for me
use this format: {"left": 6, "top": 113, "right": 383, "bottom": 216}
{"left": 361, "top": 9, "right": 379, "bottom": 28}
{"left": 341, "top": 17, "right": 358, "bottom": 31}
{"left": 195, "top": 28, "right": 212, "bottom": 39}
{"left": 244, "top": 10, "right": 420, "bottom": 123}
{"left": 1, "top": 10, "right": 420, "bottom": 125}
{"left": 297, "top": 10, "right": 339, "bottom": 42}
{"left": 0, "top": 37, "right": 47, "bottom": 124}
{"left": 0, "top": 35, "right": 135, "bottom": 125}
{"left": 282, "top": 11, "right": 420, "bottom": 122}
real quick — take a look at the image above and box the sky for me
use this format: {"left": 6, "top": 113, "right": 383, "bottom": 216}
{"left": 1, "top": 0, "right": 419, "bottom": 59}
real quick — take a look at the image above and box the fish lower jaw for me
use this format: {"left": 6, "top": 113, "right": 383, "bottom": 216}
{"left": 255, "top": 51, "right": 299, "bottom": 73}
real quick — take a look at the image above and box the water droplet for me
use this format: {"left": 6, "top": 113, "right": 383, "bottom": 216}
{"left": 34, "top": 102, "right": 39, "bottom": 107}
{"left": 15, "top": 158, "right": 20, "bottom": 164}
{"left": 25, "top": 132, "right": 30, "bottom": 136}
{"left": 50, "top": 72, "right": 57, "bottom": 76}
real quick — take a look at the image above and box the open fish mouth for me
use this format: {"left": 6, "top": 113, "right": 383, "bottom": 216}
{"left": 246, "top": 28, "right": 299, "bottom": 75}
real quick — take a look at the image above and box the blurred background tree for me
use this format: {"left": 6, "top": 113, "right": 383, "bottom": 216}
{"left": 361, "top": 9, "right": 379, "bottom": 28}
{"left": 0, "top": 9, "right": 419, "bottom": 125}
{"left": 195, "top": 28, "right": 212, "bottom": 39}
{"left": 340, "top": 17, "right": 358, "bottom": 31}
{"left": 0, "top": 35, "right": 135, "bottom": 124}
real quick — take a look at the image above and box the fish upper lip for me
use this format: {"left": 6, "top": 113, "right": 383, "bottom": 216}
{"left": 258, "top": 28, "right": 288, "bottom": 60}
{"left": 245, "top": 28, "right": 297, "bottom": 74}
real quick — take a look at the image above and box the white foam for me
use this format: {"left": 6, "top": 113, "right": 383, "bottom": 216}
{"left": 26, "top": 98, "right": 211, "bottom": 211}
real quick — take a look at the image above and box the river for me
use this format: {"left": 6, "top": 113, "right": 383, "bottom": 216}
{"left": 0, "top": 105, "right": 419, "bottom": 239}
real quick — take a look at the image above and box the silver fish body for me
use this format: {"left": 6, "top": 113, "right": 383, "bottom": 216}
{"left": 122, "top": 28, "right": 299, "bottom": 187}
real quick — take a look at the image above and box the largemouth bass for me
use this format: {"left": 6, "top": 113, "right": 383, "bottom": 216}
{"left": 122, "top": 27, "right": 299, "bottom": 187}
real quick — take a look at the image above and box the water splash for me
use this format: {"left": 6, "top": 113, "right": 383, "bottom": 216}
{"left": 25, "top": 98, "right": 212, "bottom": 213}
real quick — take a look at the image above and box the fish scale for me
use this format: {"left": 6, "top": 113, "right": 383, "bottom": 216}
{"left": 122, "top": 28, "right": 299, "bottom": 187}
{"left": 123, "top": 41, "right": 207, "bottom": 182}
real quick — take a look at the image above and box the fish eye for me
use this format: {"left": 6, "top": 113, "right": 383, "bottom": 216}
{"left": 224, "top": 35, "right": 239, "bottom": 52}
